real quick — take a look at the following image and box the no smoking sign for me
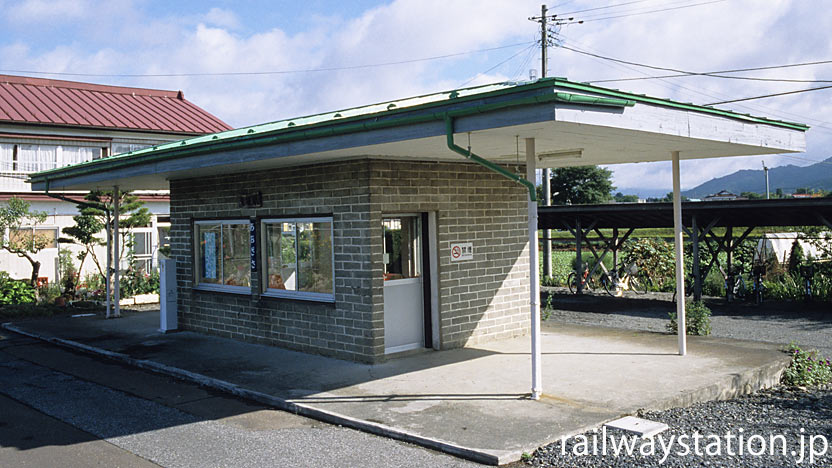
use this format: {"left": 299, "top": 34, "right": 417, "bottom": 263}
{"left": 450, "top": 242, "right": 473, "bottom": 262}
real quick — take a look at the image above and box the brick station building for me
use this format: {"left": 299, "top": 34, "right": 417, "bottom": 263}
{"left": 29, "top": 78, "right": 807, "bottom": 370}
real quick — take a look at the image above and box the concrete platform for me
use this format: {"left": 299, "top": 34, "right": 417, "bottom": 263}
{"left": 2, "top": 311, "right": 791, "bottom": 465}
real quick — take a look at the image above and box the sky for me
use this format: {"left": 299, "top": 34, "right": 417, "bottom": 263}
{"left": 1, "top": 0, "right": 830, "bottom": 196}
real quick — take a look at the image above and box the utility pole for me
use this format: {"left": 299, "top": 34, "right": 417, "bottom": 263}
{"left": 762, "top": 161, "right": 770, "bottom": 199}
{"left": 540, "top": 4, "right": 553, "bottom": 279}
{"left": 528, "top": 6, "right": 581, "bottom": 280}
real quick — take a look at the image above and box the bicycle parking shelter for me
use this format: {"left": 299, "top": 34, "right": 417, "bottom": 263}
{"left": 539, "top": 198, "right": 832, "bottom": 300}
{"left": 28, "top": 77, "right": 808, "bottom": 399}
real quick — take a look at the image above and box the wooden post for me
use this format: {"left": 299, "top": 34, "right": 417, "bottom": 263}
{"left": 692, "top": 215, "right": 702, "bottom": 301}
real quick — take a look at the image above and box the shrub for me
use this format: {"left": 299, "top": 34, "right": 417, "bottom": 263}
{"left": 782, "top": 344, "right": 832, "bottom": 387}
{"left": 0, "top": 271, "right": 36, "bottom": 305}
{"left": 120, "top": 268, "right": 160, "bottom": 297}
{"left": 37, "top": 283, "right": 62, "bottom": 304}
{"left": 701, "top": 269, "right": 726, "bottom": 297}
{"left": 624, "top": 238, "right": 675, "bottom": 290}
{"left": 667, "top": 300, "right": 711, "bottom": 336}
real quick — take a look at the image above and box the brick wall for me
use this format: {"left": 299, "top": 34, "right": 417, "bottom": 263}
{"left": 368, "top": 160, "right": 530, "bottom": 349}
{"left": 170, "top": 160, "right": 378, "bottom": 362}
{"left": 169, "top": 158, "right": 530, "bottom": 363}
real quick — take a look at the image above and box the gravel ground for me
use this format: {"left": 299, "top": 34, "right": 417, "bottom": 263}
{"left": 542, "top": 287, "right": 832, "bottom": 358}
{"left": 524, "top": 288, "right": 832, "bottom": 467}
{"left": 522, "top": 386, "right": 832, "bottom": 468}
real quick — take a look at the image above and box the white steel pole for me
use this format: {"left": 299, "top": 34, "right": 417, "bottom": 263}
{"left": 113, "top": 186, "right": 121, "bottom": 318}
{"left": 105, "top": 210, "right": 112, "bottom": 318}
{"left": 526, "top": 138, "right": 542, "bottom": 399}
{"left": 671, "top": 151, "right": 686, "bottom": 355}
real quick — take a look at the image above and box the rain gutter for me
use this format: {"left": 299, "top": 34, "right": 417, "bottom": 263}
{"left": 42, "top": 179, "right": 101, "bottom": 210}
{"left": 443, "top": 115, "right": 537, "bottom": 202}
{"left": 31, "top": 91, "right": 634, "bottom": 191}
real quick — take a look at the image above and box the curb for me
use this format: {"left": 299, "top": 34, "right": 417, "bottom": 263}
{"left": 2, "top": 322, "right": 505, "bottom": 465}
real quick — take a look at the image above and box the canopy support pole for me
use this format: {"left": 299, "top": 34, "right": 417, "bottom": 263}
{"left": 672, "top": 151, "right": 686, "bottom": 355}
{"left": 113, "top": 186, "right": 121, "bottom": 318}
{"left": 526, "top": 138, "right": 542, "bottom": 400}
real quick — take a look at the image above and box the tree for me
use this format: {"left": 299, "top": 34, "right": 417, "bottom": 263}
{"left": 613, "top": 192, "right": 639, "bottom": 203}
{"left": 0, "top": 197, "right": 49, "bottom": 285}
{"left": 76, "top": 190, "right": 151, "bottom": 273}
{"left": 740, "top": 191, "right": 764, "bottom": 200}
{"left": 65, "top": 190, "right": 150, "bottom": 317}
{"left": 61, "top": 212, "right": 105, "bottom": 282}
{"left": 548, "top": 166, "right": 614, "bottom": 205}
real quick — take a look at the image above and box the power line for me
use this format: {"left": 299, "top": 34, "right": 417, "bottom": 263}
{"left": 778, "top": 154, "right": 832, "bottom": 166}
{"left": 556, "top": 37, "right": 832, "bottom": 134}
{"left": 0, "top": 41, "right": 534, "bottom": 78}
{"left": 705, "top": 85, "right": 832, "bottom": 105}
{"left": 558, "top": 0, "right": 655, "bottom": 16}
{"left": 561, "top": 45, "right": 832, "bottom": 84}
{"left": 591, "top": 59, "right": 832, "bottom": 84}
{"left": 458, "top": 44, "right": 536, "bottom": 88}
{"left": 578, "top": 0, "right": 728, "bottom": 22}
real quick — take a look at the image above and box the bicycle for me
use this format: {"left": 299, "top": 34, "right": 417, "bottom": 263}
{"left": 750, "top": 263, "right": 766, "bottom": 304}
{"left": 567, "top": 265, "right": 596, "bottom": 294}
{"left": 725, "top": 266, "right": 747, "bottom": 301}
{"left": 602, "top": 262, "right": 649, "bottom": 297}
{"left": 799, "top": 263, "right": 815, "bottom": 303}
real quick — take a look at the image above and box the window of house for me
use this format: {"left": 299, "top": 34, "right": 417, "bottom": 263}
{"left": 131, "top": 230, "right": 153, "bottom": 273}
{"left": 262, "top": 218, "right": 334, "bottom": 302}
{"left": 194, "top": 220, "right": 251, "bottom": 293}
{"left": 61, "top": 146, "right": 101, "bottom": 166}
{"left": 18, "top": 145, "right": 57, "bottom": 172}
{"left": 9, "top": 227, "right": 58, "bottom": 250}
{"left": 2, "top": 144, "right": 100, "bottom": 173}
{"left": 112, "top": 143, "right": 152, "bottom": 156}
{"left": 0, "top": 144, "right": 13, "bottom": 172}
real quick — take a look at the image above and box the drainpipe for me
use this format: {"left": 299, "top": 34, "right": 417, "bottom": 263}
{"left": 444, "top": 116, "right": 536, "bottom": 202}
{"left": 444, "top": 115, "right": 541, "bottom": 400}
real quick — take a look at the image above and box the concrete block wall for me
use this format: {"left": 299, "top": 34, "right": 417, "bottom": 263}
{"left": 169, "top": 160, "right": 378, "bottom": 362}
{"left": 368, "top": 160, "right": 530, "bottom": 350}
{"left": 169, "top": 157, "right": 530, "bottom": 362}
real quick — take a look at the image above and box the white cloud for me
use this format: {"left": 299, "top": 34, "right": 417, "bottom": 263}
{"left": 0, "top": 0, "right": 828, "bottom": 193}
{"left": 201, "top": 7, "right": 240, "bottom": 30}
{"left": 7, "top": 0, "right": 90, "bottom": 22}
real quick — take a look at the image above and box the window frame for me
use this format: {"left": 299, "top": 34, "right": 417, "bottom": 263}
{"left": 8, "top": 226, "right": 58, "bottom": 250}
{"left": 260, "top": 216, "right": 335, "bottom": 303}
{"left": 193, "top": 219, "right": 252, "bottom": 295}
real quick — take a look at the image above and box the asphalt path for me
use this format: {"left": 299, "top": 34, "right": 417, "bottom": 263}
{"left": 0, "top": 330, "right": 479, "bottom": 468}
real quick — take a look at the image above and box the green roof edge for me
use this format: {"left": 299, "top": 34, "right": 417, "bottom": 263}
{"left": 550, "top": 78, "right": 809, "bottom": 131}
{"left": 29, "top": 77, "right": 808, "bottom": 183}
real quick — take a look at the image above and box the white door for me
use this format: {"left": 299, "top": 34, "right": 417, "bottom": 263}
{"left": 383, "top": 216, "right": 425, "bottom": 354}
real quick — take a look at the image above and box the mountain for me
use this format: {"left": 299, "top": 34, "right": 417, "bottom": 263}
{"left": 682, "top": 157, "right": 832, "bottom": 199}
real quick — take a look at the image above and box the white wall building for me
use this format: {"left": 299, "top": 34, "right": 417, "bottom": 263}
{"left": 0, "top": 74, "right": 230, "bottom": 285}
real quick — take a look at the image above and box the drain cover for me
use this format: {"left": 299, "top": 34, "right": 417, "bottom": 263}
{"left": 604, "top": 416, "right": 668, "bottom": 437}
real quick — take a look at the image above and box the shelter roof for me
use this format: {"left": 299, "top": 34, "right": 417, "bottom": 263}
{"left": 538, "top": 198, "right": 832, "bottom": 230}
{"left": 0, "top": 74, "right": 231, "bottom": 135}
{"left": 28, "top": 77, "right": 808, "bottom": 192}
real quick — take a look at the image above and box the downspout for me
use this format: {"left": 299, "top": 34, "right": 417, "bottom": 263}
{"left": 444, "top": 115, "right": 537, "bottom": 202}
{"left": 445, "top": 114, "right": 542, "bottom": 400}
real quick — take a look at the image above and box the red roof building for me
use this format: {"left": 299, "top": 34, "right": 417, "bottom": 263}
{"left": 0, "top": 74, "right": 230, "bottom": 134}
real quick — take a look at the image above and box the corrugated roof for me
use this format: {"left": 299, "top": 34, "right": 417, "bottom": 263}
{"left": 0, "top": 74, "right": 231, "bottom": 134}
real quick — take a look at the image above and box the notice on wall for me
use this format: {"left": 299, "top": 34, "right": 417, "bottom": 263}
{"left": 203, "top": 232, "right": 217, "bottom": 279}
{"left": 450, "top": 242, "right": 474, "bottom": 262}
{"left": 249, "top": 221, "right": 257, "bottom": 272}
